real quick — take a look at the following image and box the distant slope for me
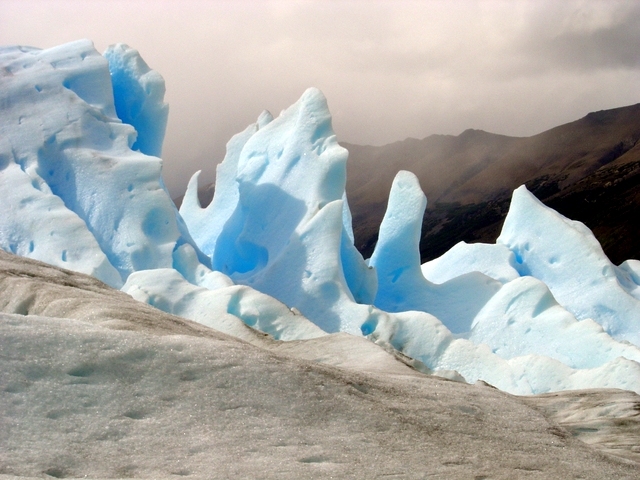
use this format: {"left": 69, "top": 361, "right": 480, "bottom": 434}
{"left": 174, "top": 103, "right": 640, "bottom": 265}
{"left": 343, "top": 103, "right": 640, "bottom": 264}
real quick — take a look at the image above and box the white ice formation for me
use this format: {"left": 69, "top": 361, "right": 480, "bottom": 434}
{"left": 181, "top": 87, "right": 377, "bottom": 334}
{"left": 0, "top": 40, "right": 209, "bottom": 288}
{"left": 498, "top": 186, "right": 640, "bottom": 345}
{"left": 2, "top": 40, "right": 640, "bottom": 396}
{"left": 368, "top": 170, "right": 502, "bottom": 334}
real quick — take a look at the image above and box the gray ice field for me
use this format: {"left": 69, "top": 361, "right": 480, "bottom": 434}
{"left": 1, "top": 251, "right": 638, "bottom": 479}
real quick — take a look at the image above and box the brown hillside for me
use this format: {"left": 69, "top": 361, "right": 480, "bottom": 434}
{"left": 343, "top": 103, "right": 640, "bottom": 264}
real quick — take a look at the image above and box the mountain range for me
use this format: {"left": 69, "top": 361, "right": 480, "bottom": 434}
{"left": 344, "top": 103, "right": 640, "bottom": 264}
{"left": 178, "top": 102, "right": 640, "bottom": 265}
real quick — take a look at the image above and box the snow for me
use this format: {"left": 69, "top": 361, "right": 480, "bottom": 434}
{"left": 123, "top": 267, "right": 327, "bottom": 342}
{"left": 103, "top": 44, "right": 169, "bottom": 158}
{"left": 619, "top": 259, "right": 640, "bottom": 300}
{"left": 181, "top": 87, "right": 376, "bottom": 333}
{"left": 525, "top": 388, "right": 640, "bottom": 464}
{"left": 469, "top": 276, "right": 640, "bottom": 368}
{"left": 364, "top": 307, "right": 640, "bottom": 395}
{"left": 421, "top": 241, "right": 521, "bottom": 284}
{"left": 1, "top": 39, "right": 640, "bottom": 403}
{"left": 366, "top": 182, "right": 640, "bottom": 393}
{"left": 0, "top": 42, "right": 123, "bottom": 287}
{"left": 179, "top": 112, "right": 272, "bottom": 256}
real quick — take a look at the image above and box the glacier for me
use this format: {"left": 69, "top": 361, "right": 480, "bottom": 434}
{"left": 498, "top": 185, "right": 640, "bottom": 345}
{"left": 181, "top": 87, "right": 377, "bottom": 334}
{"left": 1, "top": 40, "right": 640, "bottom": 397}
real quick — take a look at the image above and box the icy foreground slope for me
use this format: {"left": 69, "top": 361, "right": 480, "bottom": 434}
{"left": 1, "top": 251, "right": 639, "bottom": 478}
{"left": 2, "top": 40, "right": 640, "bottom": 397}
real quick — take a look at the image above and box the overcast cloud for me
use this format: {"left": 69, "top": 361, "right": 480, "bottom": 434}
{"left": 2, "top": 0, "right": 639, "bottom": 196}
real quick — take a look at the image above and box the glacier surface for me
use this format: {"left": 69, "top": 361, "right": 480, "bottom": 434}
{"left": 1, "top": 40, "right": 639, "bottom": 396}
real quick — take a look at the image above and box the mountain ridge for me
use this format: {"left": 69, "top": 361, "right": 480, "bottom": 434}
{"left": 343, "top": 102, "right": 640, "bottom": 263}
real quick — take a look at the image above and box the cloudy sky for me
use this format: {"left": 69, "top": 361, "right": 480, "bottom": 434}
{"left": 2, "top": 0, "right": 640, "bottom": 197}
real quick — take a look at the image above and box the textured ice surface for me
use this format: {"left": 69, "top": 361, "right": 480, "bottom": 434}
{"left": 123, "top": 267, "right": 327, "bottom": 342}
{"left": 525, "top": 388, "right": 640, "bottom": 464}
{"left": 498, "top": 186, "right": 640, "bottom": 344}
{"left": 618, "top": 259, "right": 640, "bottom": 300}
{"left": 365, "top": 179, "right": 640, "bottom": 393}
{"left": 4, "top": 310, "right": 637, "bottom": 479}
{"left": 0, "top": 40, "right": 208, "bottom": 287}
{"left": 0, "top": 42, "right": 123, "bottom": 286}
{"left": 421, "top": 241, "right": 521, "bottom": 284}
{"left": 365, "top": 308, "right": 640, "bottom": 395}
{"left": 181, "top": 88, "right": 376, "bottom": 333}
{"left": 469, "top": 276, "right": 640, "bottom": 368}
{"left": 103, "top": 43, "right": 169, "bottom": 157}
{"left": 180, "top": 111, "right": 273, "bottom": 256}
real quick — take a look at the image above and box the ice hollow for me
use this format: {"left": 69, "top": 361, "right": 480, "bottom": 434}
{"left": 103, "top": 43, "right": 169, "bottom": 158}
